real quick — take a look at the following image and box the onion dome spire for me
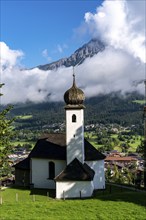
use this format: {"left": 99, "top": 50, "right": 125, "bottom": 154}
{"left": 64, "top": 67, "right": 85, "bottom": 108}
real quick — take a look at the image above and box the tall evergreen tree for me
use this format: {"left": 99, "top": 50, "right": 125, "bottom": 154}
{"left": 0, "top": 84, "right": 14, "bottom": 183}
{"left": 144, "top": 140, "right": 146, "bottom": 188}
{"left": 143, "top": 104, "right": 146, "bottom": 188}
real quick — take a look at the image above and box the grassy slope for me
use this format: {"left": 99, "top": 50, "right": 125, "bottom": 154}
{"left": 85, "top": 132, "right": 142, "bottom": 152}
{"left": 133, "top": 100, "right": 145, "bottom": 105}
{"left": 11, "top": 141, "right": 35, "bottom": 146}
{"left": 17, "top": 115, "right": 33, "bottom": 120}
{"left": 0, "top": 186, "right": 145, "bottom": 220}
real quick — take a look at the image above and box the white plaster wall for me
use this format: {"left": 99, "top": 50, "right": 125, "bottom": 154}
{"left": 66, "top": 109, "right": 84, "bottom": 164}
{"left": 31, "top": 158, "right": 66, "bottom": 189}
{"left": 86, "top": 160, "right": 105, "bottom": 189}
{"left": 56, "top": 181, "right": 94, "bottom": 199}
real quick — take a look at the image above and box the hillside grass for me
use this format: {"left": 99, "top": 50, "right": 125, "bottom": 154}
{"left": 85, "top": 132, "right": 142, "bottom": 152}
{"left": 17, "top": 115, "right": 33, "bottom": 120}
{"left": 0, "top": 185, "right": 146, "bottom": 220}
{"left": 133, "top": 100, "right": 145, "bottom": 105}
{"left": 128, "top": 137, "right": 141, "bottom": 152}
{"left": 11, "top": 140, "right": 35, "bottom": 146}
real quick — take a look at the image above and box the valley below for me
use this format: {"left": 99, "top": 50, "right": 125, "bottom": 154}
{"left": 9, "top": 91, "right": 144, "bottom": 153}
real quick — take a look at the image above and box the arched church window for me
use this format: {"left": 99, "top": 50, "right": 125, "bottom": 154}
{"left": 49, "top": 161, "right": 55, "bottom": 179}
{"left": 72, "top": 114, "right": 76, "bottom": 123}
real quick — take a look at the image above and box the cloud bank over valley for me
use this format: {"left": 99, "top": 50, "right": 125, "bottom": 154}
{"left": 1, "top": 0, "right": 145, "bottom": 105}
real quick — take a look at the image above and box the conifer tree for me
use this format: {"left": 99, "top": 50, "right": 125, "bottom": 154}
{"left": 144, "top": 140, "right": 146, "bottom": 188}
{"left": 0, "top": 83, "right": 14, "bottom": 183}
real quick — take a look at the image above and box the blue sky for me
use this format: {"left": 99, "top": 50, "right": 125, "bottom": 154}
{"left": 1, "top": 0, "right": 145, "bottom": 104}
{"left": 1, "top": 0, "right": 103, "bottom": 67}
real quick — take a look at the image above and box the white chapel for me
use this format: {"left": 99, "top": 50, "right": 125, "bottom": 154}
{"left": 14, "top": 73, "right": 106, "bottom": 199}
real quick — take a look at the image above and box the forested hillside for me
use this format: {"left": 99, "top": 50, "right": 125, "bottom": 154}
{"left": 8, "top": 91, "right": 144, "bottom": 134}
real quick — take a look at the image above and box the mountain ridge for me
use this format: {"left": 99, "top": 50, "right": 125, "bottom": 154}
{"left": 37, "top": 39, "right": 105, "bottom": 70}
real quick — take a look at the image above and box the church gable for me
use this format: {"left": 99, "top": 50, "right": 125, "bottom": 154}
{"left": 55, "top": 158, "right": 95, "bottom": 181}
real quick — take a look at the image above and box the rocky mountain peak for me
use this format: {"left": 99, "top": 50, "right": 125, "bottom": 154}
{"left": 37, "top": 39, "right": 105, "bottom": 71}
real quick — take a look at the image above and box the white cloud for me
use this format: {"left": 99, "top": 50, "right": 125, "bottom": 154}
{"left": 0, "top": 42, "right": 24, "bottom": 70}
{"left": 57, "top": 45, "right": 63, "bottom": 53}
{"left": 42, "top": 49, "right": 48, "bottom": 57}
{"left": 56, "top": 44, "right": 68, "bottom": 53}
{"left": 1, "top": 42, "right": 144, "bottom": 105}
{"left": 84, "top": 0, "right": 145, "bottom": 63}
{"left": 42, "top": 49, "right": 52, "bottom": 62}
{"left": 76, "top": 47, "right": 144, "bottom": 97}
{"left": 0, "top": 0, "right": 145, "bottom": 104}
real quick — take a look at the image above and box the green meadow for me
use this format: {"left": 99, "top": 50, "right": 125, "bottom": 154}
{"left": 17, "top": 115, "right": 33, "bottom": 120}
{"left": 11, "top": 141, "right": 35, "bottom": 146}
{"left": 85, "top": 132, "right": 142, "bottom": 152}
{"left": 0, "top": 185, "right": 145, "bottom": 220}
{"left": 133, "top": 100, "right": 145, "bottom": 105}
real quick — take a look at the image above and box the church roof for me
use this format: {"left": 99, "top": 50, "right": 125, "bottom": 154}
{"left": 55, "top": 158, "right": 95, "bottom": 181}
{"left": 29, "top": 133, "right": 106, "bottom": 161}
{"left": 84, "top": 139, "right": 106, "bottom": 160}
{"left": 29, "top": 133, "right": 66, "bottom": 160}
{"left": 64, "top": 73, "right": 85, "bottom": 107}
{"left": 13, "top": 157, "right": 30, "bottom": 170}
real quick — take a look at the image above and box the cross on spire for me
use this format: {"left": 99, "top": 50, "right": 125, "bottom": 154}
{"left": 73, "top": 66, "right": 76, "bottom": 86}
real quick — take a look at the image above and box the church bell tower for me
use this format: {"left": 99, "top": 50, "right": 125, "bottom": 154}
{"left": 64, "top": 71, "right": 85, "bottom": 165}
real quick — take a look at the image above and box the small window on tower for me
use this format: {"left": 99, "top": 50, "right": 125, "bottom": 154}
{"left": 72, "top": 114, "right": 76, "bottom": 123}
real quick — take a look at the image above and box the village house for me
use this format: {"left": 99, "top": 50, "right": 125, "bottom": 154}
{"left": 105, "top": 155, "right": 138, "bottom": 166}
{"left": 14, "top": 73, "right": 106, "bottom": 199}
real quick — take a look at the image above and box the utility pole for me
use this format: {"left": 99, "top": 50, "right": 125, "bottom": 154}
{"left": 143, "top": 80, "right": 146, "bottom": 188}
